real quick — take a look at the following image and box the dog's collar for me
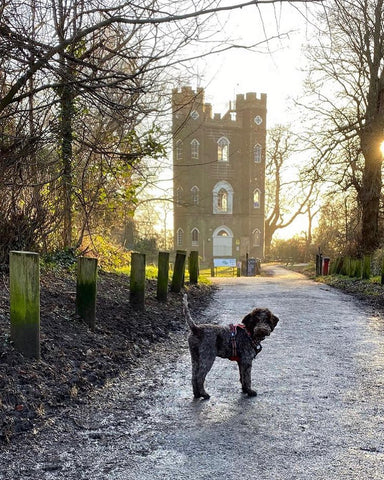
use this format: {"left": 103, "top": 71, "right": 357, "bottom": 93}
{"left": 229, "top": 324, "right": 262, "bottom": 361}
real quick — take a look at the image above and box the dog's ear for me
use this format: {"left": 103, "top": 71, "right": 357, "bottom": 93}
{"left": 271, "top": 314, "right": 279, "bottom": 329}
{"left": 261, "top": 310, "right": 279, "bottom": 331}
{"left": 242, "top": 313, "right": 256, "bottom": 332}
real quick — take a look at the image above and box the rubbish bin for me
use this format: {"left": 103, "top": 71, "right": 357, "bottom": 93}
{"left": 322, "top": 257, "right": 330, "bottom": 275}
{"left": 247, "top": 258, "right": 257, "bottom": 276}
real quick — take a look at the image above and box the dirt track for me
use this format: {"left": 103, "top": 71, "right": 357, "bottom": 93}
{"left": 1, "top": 265, "right": 384, "bottom": 479}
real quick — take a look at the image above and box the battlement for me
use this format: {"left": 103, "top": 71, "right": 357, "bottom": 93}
{"left": 235, "top": 92, "right": 267, "bottom": 110}
{"left": 172, "top": 86, "right": 204, "bottom": 96}
{"left": 172, "top": 86, "right": 205, "bottom": 109}
{"left": 172, "top": 86, "right": 267, "bottom": 122}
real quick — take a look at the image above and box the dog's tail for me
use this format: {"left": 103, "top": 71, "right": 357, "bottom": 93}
{"left": 183, "top": 294, "right": 199, "bottom": 333}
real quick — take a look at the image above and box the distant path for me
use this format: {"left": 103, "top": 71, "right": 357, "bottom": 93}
{"left": 1, "top": 265, "right": 384, "bottom": 479}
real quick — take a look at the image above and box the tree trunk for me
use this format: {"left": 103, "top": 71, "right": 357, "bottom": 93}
{"left": 60, "top": 80, "right": 74, "bottom": 248}
{"left": 360, "top": 130, "right": 382, "bottom": 254}
{"left": 264, "top": 224, "right": 275, "bottom": 254}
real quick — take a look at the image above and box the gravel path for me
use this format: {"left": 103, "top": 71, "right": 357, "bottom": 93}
{"left": 1, "top": 265, "right": 383, "bottom": 479}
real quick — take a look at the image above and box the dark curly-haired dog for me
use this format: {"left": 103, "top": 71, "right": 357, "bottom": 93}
{"left": 183, "top": 294, "right": 279, "bottom": 399}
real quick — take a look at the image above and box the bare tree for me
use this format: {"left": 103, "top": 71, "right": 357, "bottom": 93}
{"left": 313, "top": 193, "right": 361, "bottom": 257}
{"left": 299, "top": 0, "right": 384, "bottom": 254}
{"left": 265, "top": 125, "right": 317, "bottom": 252}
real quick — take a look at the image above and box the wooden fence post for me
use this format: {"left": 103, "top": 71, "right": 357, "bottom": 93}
{"left": 171, "top": 250, "right": 186, "bottom": 293}
{"left": 157, "top": 251, "right": 169, "bottom": 301}
{"left": 189, "top": 251, "right": 199, "bottom": 284}
{"left": 334, "top": 257, "right": 343, "bottom": 274}
{"left": 343, "top": 256, "right": 351, "bottom": 276}
{"left": 211, "top": 259, "right": 215, "bottom": 277}
{"left": 76, "top": 257, "right": 98, "bottom": 330}
{"left": 130, "top": 252, "right": 146, "bottom": 310}
{"left": 348, "top": 258, "right": 356, "bottom": 278}
{"left": 9, "top": 251, "right": 40, "bottom": 359}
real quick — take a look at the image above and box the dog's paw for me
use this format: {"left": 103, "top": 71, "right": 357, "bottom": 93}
{"left": 194, "top": 392, "right": 211, "bottom": 400}
{"left": 243, "top": 387, "right": 257, "bottom": 397}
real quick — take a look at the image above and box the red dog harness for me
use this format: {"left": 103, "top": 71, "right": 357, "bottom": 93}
{"left": 229, "top": 324, "right": 262, "bottom": 362}
{"left": 229, "top": 324, "right": 239, "bottom": 361}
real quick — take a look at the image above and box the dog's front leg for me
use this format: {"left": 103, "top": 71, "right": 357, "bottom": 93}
{"left": 238, "top": 362, "right": 257, "bottom": 397}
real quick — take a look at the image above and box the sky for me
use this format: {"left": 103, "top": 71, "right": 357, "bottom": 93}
{"left": 196, "top": 2, "right": 315, "bottom": 126}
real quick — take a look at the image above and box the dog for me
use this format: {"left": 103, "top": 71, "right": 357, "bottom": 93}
{"left": 183, "top": 294, "right": 279, "bottom": 399}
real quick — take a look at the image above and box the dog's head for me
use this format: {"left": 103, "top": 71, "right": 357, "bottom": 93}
{"left": 242, "top": 308, "right": 279, "bottom": 342}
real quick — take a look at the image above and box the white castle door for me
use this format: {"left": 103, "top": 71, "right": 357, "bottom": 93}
{"left": 213, "top": 226, "right": 233, "bottom": 257}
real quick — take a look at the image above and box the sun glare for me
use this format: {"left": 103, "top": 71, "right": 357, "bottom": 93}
{"left": 380, "top": 141, "right": 384, "bottom": 156}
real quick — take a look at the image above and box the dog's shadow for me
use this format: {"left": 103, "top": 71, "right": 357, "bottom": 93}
{"left": 188, "top": 392, "right": 259, "bottom": 429}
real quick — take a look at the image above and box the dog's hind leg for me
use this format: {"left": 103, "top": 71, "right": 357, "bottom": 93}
{"left": 190, "top": 352, "right": 201, "bottom": 398}
{"left": 189, "top": 342, "right": 203, "bottom": 398}
{"left": 194, "top": 351, "right": 215, "bottom": 400}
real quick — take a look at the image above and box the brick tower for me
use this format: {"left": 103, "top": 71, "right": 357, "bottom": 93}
{"left": 172, "top": 86, "right": 267, "bottom": 266}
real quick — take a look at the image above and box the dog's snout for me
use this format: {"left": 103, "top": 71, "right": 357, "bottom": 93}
{"left": 254, "top": 325, "right": 271, "bottom": 338}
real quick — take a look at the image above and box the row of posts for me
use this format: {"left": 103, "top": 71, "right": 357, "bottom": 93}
{"left": 8, "top": 249, "right": 197, "bottom": 360}
{"left": 330, "top": 255, "right": 373, "bottom": 280}
{"left": 316, "top": 254, "right": 384, "bottom": 282}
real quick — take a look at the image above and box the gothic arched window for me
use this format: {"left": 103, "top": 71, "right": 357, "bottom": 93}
{"left": 254, "top": 144, "right": 262, "bottom": 163}
{"left": 252, "top": 229, "right": 261, "bottom": 247}
{"left": 176, "top": 186, "right": 183, "bottom": 206}
{"left": 176, "top": 228, "right": 184, "bottom": 246}
{"left": 218, "top": 189, "right": 228, "bottom": 212}
{"left": 191, "top": 228, "right": 199, "bottom": 246}
{"left": 191, "top": 139, "right": 200, "bottom": 160}
{"left": 212, "top": 181, "right": 233, "bottom": 214}
{"left": 191, "top": 186, "right": 199, "bottom": 205}
{"left": 253, "top": 189, "right": 261, "bottom": 208}
{"left": 217, "top": 137, "right": 229, "bottom": 162}
{"left": 176, "top": 140, "right": 183, "bottom": 161}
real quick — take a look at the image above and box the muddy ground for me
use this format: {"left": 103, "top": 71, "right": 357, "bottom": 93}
{"left": 0, "top": 269, "right": 214, "bottom": 442}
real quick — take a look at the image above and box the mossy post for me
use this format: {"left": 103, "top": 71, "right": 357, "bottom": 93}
{"left": 343, "top": 256, "right": 351, "bottom": 276}
{"left": 10, "top": 251, "right": 40, "bottom": 359}
{"left": 335, "top": 257, "right": 343, "bottom": 274}
{"left": 157, "top": 251, "right": 169, "bottom": 301}
{"left": 189, "top": 251, "right": 199, "bottom": 285}
{"left": 329, "top": 258, "right": 337, "bottom": 275}
{"left": 171, "top": 250, "right": 186, "bottom": 293}
{"left": 349, "top": 258, "right": 356, "bottom": 278}
{"left": 76, "top": 257, "right": 98, "bottom": 330}
{"left": 130, "top": 252, "right": 146, "bottom": 310}
{"left": 362, "top": 255, "right": 371, "bottom": 280}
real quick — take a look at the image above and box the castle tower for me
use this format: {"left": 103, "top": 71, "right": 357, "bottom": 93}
{"left": 172, "top": 86, "right": 267, "bottom": 266}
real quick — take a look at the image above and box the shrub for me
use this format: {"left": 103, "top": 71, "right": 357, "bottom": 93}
{"left": 80, "top": 235, "right": 131, "bottom": 271}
